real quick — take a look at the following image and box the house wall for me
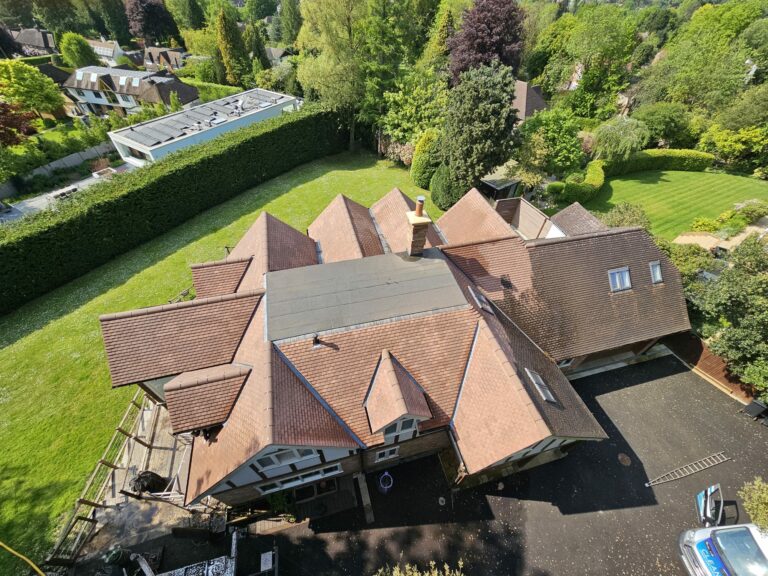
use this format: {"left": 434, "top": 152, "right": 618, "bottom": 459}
{"left": 362, "top": 429, "right": 451, "bottom": 472}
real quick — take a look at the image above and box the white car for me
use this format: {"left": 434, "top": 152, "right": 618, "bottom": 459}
{"left": 679, "top": 523, "right": 768, "bottom": 576}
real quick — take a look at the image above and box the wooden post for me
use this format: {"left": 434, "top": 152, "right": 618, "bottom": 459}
{"left": 116, "top": 427, "right": 151, "bottom": 448}
{"left": 77, "top": 498, "right": 107, "bottom": 508}
{"left": 99, "top": 459, "right": 121, "bottom": 470}
{"left": 76, "top": 515, "right": 97, "bottom": 524}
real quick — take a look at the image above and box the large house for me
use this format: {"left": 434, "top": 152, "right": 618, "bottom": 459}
{"left": 63, "top": 66, "right": 199, "bottom": 117}
{"left": 100, "top": 189, "right": 690, "bottom": 509}
{"left": 108, "top": 88, "right": 299, "bottom": 166}
{"left": 10, "top": 28, "right": 56, "bottom": 55}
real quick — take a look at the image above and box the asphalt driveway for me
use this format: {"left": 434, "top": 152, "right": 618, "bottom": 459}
{"left": 275, "top": 356, "right": 768, "bottom": 576}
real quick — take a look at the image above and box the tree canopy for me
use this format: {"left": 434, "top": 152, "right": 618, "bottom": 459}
{"left": 0, "top": 60, "right": 64, "bottom": 117}
{"left": 60, "top": 32, "right": 101, "bottom": 68}
{"left": 217, "top": 7, "right": 250, "bottom": 85}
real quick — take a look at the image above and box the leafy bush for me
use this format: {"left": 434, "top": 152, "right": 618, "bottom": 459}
{"left": 546, "top": 181, "right": 565, "bottom": 196}
{"left": 180, "top": 78, "right": 244, "bottom": 102}
{"left": 430, "top": 163, "right": 465, "bottom": 210}
{"left": 739, "top": 477, "right": 768, "bottom": 531}
{"left": 0, "top": 106, "right": 346, "bottom": 315}
{"left": 691, "top": 217, "right": 719, "bottom": 232}
{"left": 563, "top": 160, "right": 604, "bottom": 203}
{"left": 604, "top": 148, "right": 714, "bottom": 177}
{"left": 375, "top": 562, "right": 465, "bottom": 576}
{"left": 738, "top": 200, "right": 768, "bottom": 223}
{"left": 410, "top": 129, "right": 442, "bottom": 189}
{"left": 599, "top": 202, "right": 650, "bottom": 230}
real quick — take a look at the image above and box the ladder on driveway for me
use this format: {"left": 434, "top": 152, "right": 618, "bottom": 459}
{"left": 645, "top": 452, "right": 731, "bottom": 487}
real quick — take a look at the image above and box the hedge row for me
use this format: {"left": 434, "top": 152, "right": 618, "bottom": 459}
{"left": 0, "top": 105, "right": 347, "bottom": 315}
{"left": 552, "top": 148, "right": 714, "bottom": 204}
{"left": 604, "top": 148, "right": 714, "bottom": 177}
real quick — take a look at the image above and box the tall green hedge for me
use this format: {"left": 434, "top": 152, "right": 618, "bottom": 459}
{"left": 556, "top": 149, "right": 714, "bottom": 204}
{"left": 0, "top": 106, "right": 347, "bottom": 315}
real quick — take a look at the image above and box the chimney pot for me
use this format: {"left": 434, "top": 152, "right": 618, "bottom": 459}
{"left": 415, "top": 195, "right": 425, "bottom": 217}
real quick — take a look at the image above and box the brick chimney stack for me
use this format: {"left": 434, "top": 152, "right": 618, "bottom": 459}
{"left": 407, "top": 196, "right": 431, "bottom": 257}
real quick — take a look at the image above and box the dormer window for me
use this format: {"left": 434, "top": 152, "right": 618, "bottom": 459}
{"left": 650, "top": 261, "right": 663, "bottom": 284}
{"left": 525, "top": 368, "right": 556, "bottom": 403}
{"left": 468, "top": 285, "right": 494, "bottom": 315}
{"left": 608, "top": 266, "right": 631, "bottom": 292}
{"left": 255, "top": 447, "right": 318, "bottom": 470}
{"left": 132, "top": 77, "right": 140, "bottom": 87}
{"left": 383, "top": 417, "right": 416, "bottom": 444}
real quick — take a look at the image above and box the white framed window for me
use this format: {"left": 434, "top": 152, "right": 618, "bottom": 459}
{"left": 557, "top": 358, "right": 574, "bottom": 369}
{"left": 468, "top": 285, "right": 494, "bottom": 315}
{"left": 119, "top": 76, "right": 127, "bottom": 86}
{"left": 254, "top": 447, "right": 318, "bottom": 471}
{"left": 649, "top": 261, "right": 663, "bottom": 284}
{"left": 608, "top": 266, "right": 631, "bottom": 292}
{"left": 383, "top": 418, "right": 417, "bottom": 444}
{"left": 375, "top": 446, "right": 399, "bottom": 462}
{"left": 257, "top": 463, "right": 342, "bottom": 495}
{"left": 525, "top": 368, "right": 556, "bottom": 403}
{"left": 132, "top": 77, "right": 141, "bottom": 87}
{"left": 75, "top": 70, "right": 84, "bottom": 80}
{"left": 90, "top": 72, "right": 98, "bottom": 82}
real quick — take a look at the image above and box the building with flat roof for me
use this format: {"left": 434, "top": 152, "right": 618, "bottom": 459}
{"left": 108, "top": 87, "right": 299, "bottom": 166}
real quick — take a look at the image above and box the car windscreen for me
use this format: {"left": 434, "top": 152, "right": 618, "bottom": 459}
{"left": 713, "top": 528, "right": 768, "bottom": 576}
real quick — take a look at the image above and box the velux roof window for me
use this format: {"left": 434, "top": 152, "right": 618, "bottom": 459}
{"left": 525, "top": 368, "right": 556, "bottom": 403}
{"left": 608, "top": 266, "right": 631, "bottom": 292}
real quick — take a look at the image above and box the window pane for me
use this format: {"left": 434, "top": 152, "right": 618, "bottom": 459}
{"left": 297, "top": 449, "right": 315, "bottom": 458}
{"left": 275, "top": 451, "right": 294, "bottom": 464}
{"left": 400, "top": 419, "right": 414, "bottom": 430}
{"left": 650, "top": 262, "right": 662, "bottom": 283}
{"left": 256, "top": 456, "right": 274, "bottom": 468}
{"left": 384, "top": 423, "right": 397, "bottom": 436}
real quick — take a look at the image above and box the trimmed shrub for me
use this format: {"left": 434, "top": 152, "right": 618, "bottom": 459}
{"left": 691, "top": 217, "right": 719, "bottom": 232}
{"left": 546, "top": 181, "right": 565, "bottom": 196}
{"left": 739, "top": 200, "right": 768, "bottom": 223}
{"left": 563, "top": 160, "right": 604, "bottom": 204}
{"left": 0, "top": 106, "right": 346, "bottom": 315}
{"left": 429, "top": 163, "right": 464, "bottom": 210}
{"left": 410, "top": 129, "right": 442, "bottom": 189}
{"left": 19, "top": 55, "right": 53, "bottom": 66}
{"left": 605, "top": 148, "right": 713, "bottom": 177}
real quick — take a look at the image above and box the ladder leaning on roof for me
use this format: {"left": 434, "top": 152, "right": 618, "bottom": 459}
{"left": 645, "top": 452, "right": 731, "bottom": 487}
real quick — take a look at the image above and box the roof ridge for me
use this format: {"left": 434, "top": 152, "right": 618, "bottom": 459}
{"left": 191, "top": 256, "right": 253, "bottom": 269}
{"left": 525, "top": 226, "right": 644, "bottom": 247}
{"left": 438, "top": 234, "right": 521, "bottom": 251}
{"left": 165, "top": 364, "right": 252, "bottom": 392}
{"left": 340, "top": 195, "right": 377, "bottom": 257}
{"left": 99, "top": 289, "right": 264, "bottom": 321}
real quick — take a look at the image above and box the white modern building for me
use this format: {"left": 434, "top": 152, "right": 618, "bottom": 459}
{"left": 108, "top": 88, "right": 300, "bottom": 166}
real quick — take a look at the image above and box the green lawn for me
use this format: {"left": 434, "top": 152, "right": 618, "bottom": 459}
{"left": 0, "top": 152, "right": 435, "bottom": 574}
{"left": 586, "top": 170, "right": 768, "bottom": 239}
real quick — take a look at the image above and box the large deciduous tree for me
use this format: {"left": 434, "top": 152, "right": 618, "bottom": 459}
{"left": 443, "top": 61, "right": 519, "bottom": 193}
{"left": 281, "top": 0, "right": 302, "bottom": 44}
{"left": 245, "top": 0, "right": 277, "bottom": 21}
{"left": 297, "top": 0, "right": 367, "bottom": 148}
{"left": 98, "top": 0, "right": 132, "bottom": 44}
{"left": 126, "top": 0, "right": 182, "bottom": 45}
{"left": 60, "top": 32, "right": 102, "bottom": 68}
{"left": 168, "top": 0, "right": 206, "bottom": 29}
{"left": 0, "top": 61, "right": 64, "bottom": 117}
{"left": 32, "top": 0, "right": 82, "bottom": 34}
{"left": 0, "top": 102, "right": 35, "bottom": 146}
{"left": 448, "top": 0, "right": 525, "bottom": 84}
{"left": 217, "top": 8, "right": 250, "bottom": 85}
{"left": 244, "top": 22, "right": 271, "bottom": 72}
{"left": 631, "top": 102, "right": 697, "bottom": 149}
{"left": 0, "top": 0, "right": 35, "bottom": 28}
{"left": 593, "top": 116, "right": 650, "bottom": 163}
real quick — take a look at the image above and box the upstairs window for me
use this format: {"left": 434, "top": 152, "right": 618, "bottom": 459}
{"left": 75, "top": 70, "right": 83, "bottom": 80}
{"left": 608, "top": 266, "right": 631, "bottom": 292}
{"left": 383, "top": 418, "right": 416, "bottom": 444}
{"left": 119, "top": 76, "right": 127, "bottom": 87}
{"left": 255, "top": 447, "right": 318, "bottom": 470}
{"left": 650, "top": 261, "right": 663, "bottom": 284}
{"left": 132, "top": 77, "right": 141, "bottom": 87}
{"left": 525, "top": 368, "right": 556, "bottom": 403}
{"left": 375, "top": 446, "right": 399, "bottom": 462}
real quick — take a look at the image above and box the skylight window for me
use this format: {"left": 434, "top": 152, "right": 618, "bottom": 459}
{"left": 132, "top": 77, "right": 140, "bottom": 87}
{"left": 525, "top": 368, "right": 556, "bottom": 403}
{"left": 90, "top": 73, "right": 98, "bottom": 83}
{"left": 75, "top": 71, "right": 83, "bottom": 80}
{"left": 608, "top": 266, "right": 631, "bottom": 292}
{"left": 650, "top": 261, "right": 663, "bottom": 284}
{"left": 468, "top": 285, "right": 494, "bottom": 315}
{"left": 119, "top": 76, "right": 127, "bottom": 86}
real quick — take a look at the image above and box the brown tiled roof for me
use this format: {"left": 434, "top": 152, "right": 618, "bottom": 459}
{"left": 551, "top": 202, "right": 608, "bottom": 236}
{"left": 513, "top": 80, "right": 547, "bottom": 120}
{"left": 165, "top": 364, "right": 250, "bottom": 434}
{"left": 191, "top": 258, "right": 250, "bottom": 298}
{"left": 308, "top": 194, "right": 384, "bottom": 263}
{"left": 437, "top": 188, "right": 515, "bottom": 245}
{"left": 365, "top": 350, "right": 432, "bottom": 433}
{"left": 12, "top": 28, "right": 55, "bottom": 51}
{"left": 228, "top": 212, "right": 318, "bottom": 292}
{"left": 185, "top": 307, "right": 357, "bottom": 504}
{"left": 99, "top": 291, "right": 262, "bottom": 387}
{"left": 443, "top": 228, "right": 691, "bottom": 361}
{"left": 370, "top": 188, "right": 443, "bottom": 253}
{"left": 278, "top": 308, "right": 479, "bottom": 447}
{"left": 139, "top": 77, "right": 199, "bottom": 106}
{"left": 452, "top": 319, "right": 550, "bottom": 474}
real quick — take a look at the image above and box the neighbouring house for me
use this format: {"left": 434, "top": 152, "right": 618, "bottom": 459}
{"left": 144, "top": 46, "right": 185, "bottom": 72}
{"left": 36, "top": 63, "right": 78, "bottom": 117}
{"left": 266, "top": 47, "right": 295, "bottom": 67}
{"left": 513, "top": 80, "right": 547, "bottom": 123}
{"left": 10, "top": 28, "right": 56, "bottom": 55}
{"left": 85, "top": 38, "right": 140, "bottom": 67}
{"left": 63, "top": 66, "right": 199, "bottom": 117}
{"left": 100, "top": 188, "right": 690, "bottom": 510}
{"left": 108, "top": 87, "right": 298, "bottom": 166}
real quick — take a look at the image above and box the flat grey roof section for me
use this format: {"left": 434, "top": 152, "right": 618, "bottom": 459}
{"left": 266, "top": 250, "right": 469, "bottom": 341}
{"left": 109, "top": 87, "right": 295, "bottom": 150}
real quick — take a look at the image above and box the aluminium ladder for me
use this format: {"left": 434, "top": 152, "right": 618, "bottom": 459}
{"left": 645, "top": 452, "right": 731, "bottom": 487}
